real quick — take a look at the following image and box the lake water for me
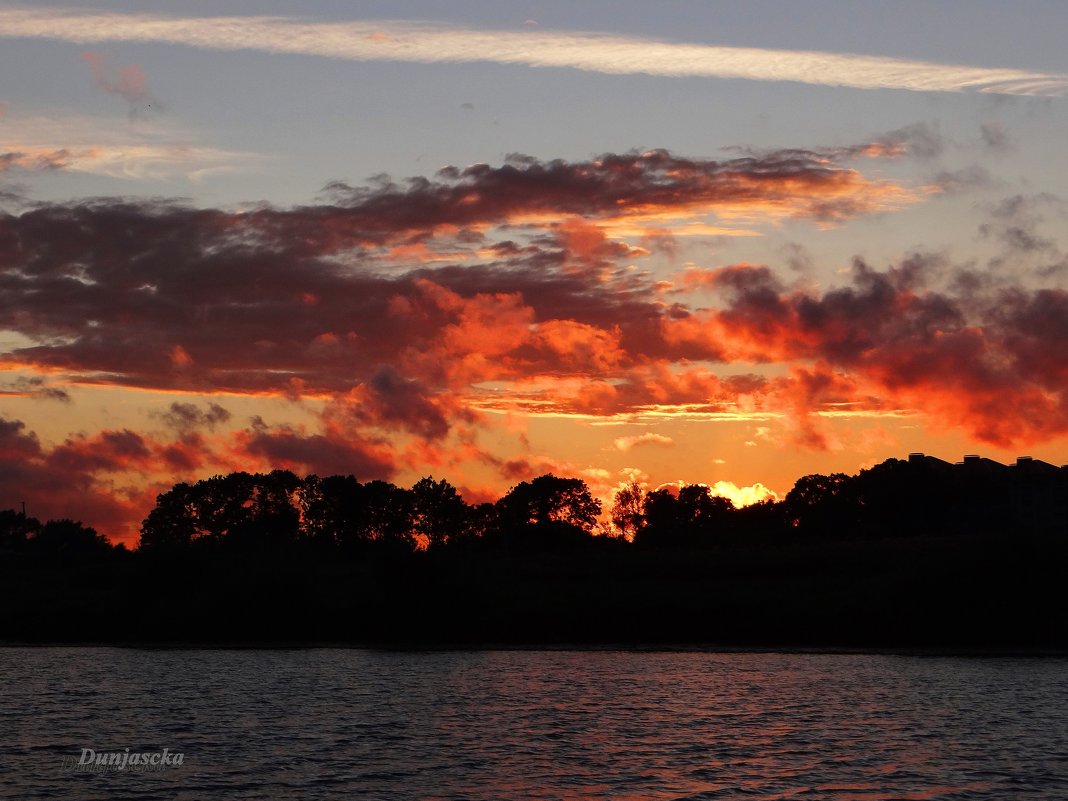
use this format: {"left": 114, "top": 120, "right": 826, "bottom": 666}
{"left": 2, "top": 648, "right": 1066, "bottom": 800}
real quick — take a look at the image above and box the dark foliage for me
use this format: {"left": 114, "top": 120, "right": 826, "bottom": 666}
{"left": 1, "top": 455, "right": 1065, "bottom": 647}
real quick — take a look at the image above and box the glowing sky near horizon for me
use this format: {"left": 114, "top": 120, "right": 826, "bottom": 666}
{"left": 1, "top": 0, "right": 1067, "bottom": 544}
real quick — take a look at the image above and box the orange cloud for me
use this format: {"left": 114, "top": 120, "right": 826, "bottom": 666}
{"left": 81, "top": 52, "right": 153, "bottom": 110}
{"left": 709, "top": 480, "right": 778, "bottom": 507}
{"left": 1, "top": 147, "right": 1064, "bottom": 546}
{"left": 613, "top": 432, "right": 674, "bottom": 451}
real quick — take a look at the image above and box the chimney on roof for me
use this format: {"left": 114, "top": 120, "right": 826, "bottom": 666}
{"left": 1016, "top": 456, "right": 1033, "bottom": 466}
{"left": 963, "top": 454, "right": 980, "bottom": 462}
{"left": 908, "top": 452, "right": 924, "bottom": 463}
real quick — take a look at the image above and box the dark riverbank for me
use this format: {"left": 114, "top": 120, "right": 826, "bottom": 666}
{"left": 3, "top": 530, "right": 1064, "bottom": 649}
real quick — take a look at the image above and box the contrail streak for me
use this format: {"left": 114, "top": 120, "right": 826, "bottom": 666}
{"left": 1, "top": 6, "right": 1067, "bottom": 96}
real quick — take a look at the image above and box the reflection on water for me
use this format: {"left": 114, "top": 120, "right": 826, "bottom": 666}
{"left": 2, "top": 648, "right": 1067, "bottom": 799}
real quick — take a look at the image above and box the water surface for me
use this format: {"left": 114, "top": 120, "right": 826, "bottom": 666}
{"left": 2, "top": 648, "right": 1066, "bottom": 799}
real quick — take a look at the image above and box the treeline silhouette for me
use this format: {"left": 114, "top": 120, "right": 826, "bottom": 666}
{"left": 1, "top": 454, "right": 1065, "bottom": 648}
{"left": 132, "top": 453, "right": 1066, "bottom": 553}
{"left": 0, "top": 512, "right": 118, "bottom": 560}
{"left": 137, "top": 472, "right": 604, "bottom": 555}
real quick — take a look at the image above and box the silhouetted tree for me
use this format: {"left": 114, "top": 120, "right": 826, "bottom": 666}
{"left": 139, "top": 482, "right": 199, "bottom": 550}
{"left": 225, "top": 470, "right": 302, "bottom": 550}
{"left": 361, "top": 480, "right": 416, "bottom": 552}
{"left": 297, "top": 474, "right": 367, "bottom": 550}
{"left": 498, "top": 475, "right": 601, "bottom": 531}
{"left": 140, "top": 471, "right": 301, "bottom": 552}
{"left": 677, "top": 485, "right": 734, "bottom": 535}
{"left": 610, "top": 482, "right": 645, "bottom": 541}
{"left": 31, "top": 519, "right": 112, "bottom": 558}
{"left": 134, "top": 455, "right": 1067, "bottom": 561}
{"left": 192, "top": 472, "right": 258, "bottom": 541}
{"left": 635, "top": 487, "right": 682, "bottom": 547}
{"left": 410, "top": 476, "right": 470, "bottom": 549}
{"left": 782, "top": 472, "right": 859, "bottom": 537}
{"left": 634, "top": 485, "right": 733, "bottom": 547}
{"left": 139, "top": 473, "right": 255, "bottom": 550}
{"left": 0, "top": 510, "right": 40, "bottom": 554}
{"left": 851, "top": 458, "right": 952, "bottom": 538}
{"left": 454, "top": 502, "right": 499, "bottom": 548}
{"left": 733, "top": 498, "right": 786, "bottom": 541}
{"left": 495, "top": 474, "right": 601, "bottom": 548}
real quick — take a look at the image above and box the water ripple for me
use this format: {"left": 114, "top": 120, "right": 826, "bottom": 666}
{"left": 1, "top": 649, "right": 1067, "bottom": 799}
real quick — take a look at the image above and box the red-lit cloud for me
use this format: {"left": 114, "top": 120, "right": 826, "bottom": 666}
{"left": 0, "top": 417, "right": 167, "bottom": 540}
{"left": 3, "top": 148, "right": 903, "bottom": 400}
{"left": 662, "top": 259, "right": 1068, "bottom": 446}
{"left": 0, "top": 406, "right": 399, "bottom": 544}
{"left": 81, "top": 52, "right": 155, "bottom": 112}
{"left": 0, "top": 149, "right": 1065, "bottom": 540}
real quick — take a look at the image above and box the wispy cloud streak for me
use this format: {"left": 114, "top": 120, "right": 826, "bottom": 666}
{"left": 0, "top": 142, "right": 261, "bottom": 180}
{"left": 0, "top": 114, "right": 265, "bottom": 181}
{"left": 1, "top": 7, "right": 1066, "bottom": 96}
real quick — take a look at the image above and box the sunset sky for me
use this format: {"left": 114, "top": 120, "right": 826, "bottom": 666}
{"left": 2, "top": 1, "right": 1067, "bottom": 544}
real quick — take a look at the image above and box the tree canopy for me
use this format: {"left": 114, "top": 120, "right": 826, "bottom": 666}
{"left": 5, "top": 454, "right": 1062, "bottom": 561}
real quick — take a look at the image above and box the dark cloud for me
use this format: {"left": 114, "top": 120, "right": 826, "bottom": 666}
{"left": 0, "top": 186, "right": 26, "bottom": 207}
{"left": 4, "top": 154, "right": 770, "bottom": 396}
{"left": 48, "top": 429, "right": 153, "bottom": 474}
{"left": 0, "top": 147, "right": 1064, "bottom": 498}
{"left": 313, "top": 147, "right": 899, "bottom": 240}
{"left": 0, "top": 148, "right": 72, "bottom": 174}
{"left": 0, "top": 410, "right": 401, "bottom": 542}
{"left": 371, "top": 367, "right": 449, "bottom": 435}
{"left": 875, "top": 122, "right": 944, "bottom": 160}
{"left": 682, "top": 258, "right": 1068, "bottom": 446}
{"left": 158, "top": 401, "right": 231, "bottom": 432}
{"left": 931, "top": 165, "right": 995, "bottom": 194}
{"left": 241, "top": 417, "right": 395, "bottom": 479}
{"left": 980, "top": 194, "right": 1065, "bottom": 271}
{"left": 987, "top": 193, "right": 1062, "bottom": 220}
{"left": 780, "top": 242, "right": 814, "bottom": 273}
{"left": 2, "top": 174, "right": 1063, "bottom": 450}
{"left": 0, "top": 375, "right": 71, "bottom": 402}
{"left": 729, "top": 123, "right": 944, "bottom": 162}
{"left": 979, "top": 121, "right": 1013, "bottom": 153}
{"left": 0, "top": 416, "right": 156, "bottom": 539}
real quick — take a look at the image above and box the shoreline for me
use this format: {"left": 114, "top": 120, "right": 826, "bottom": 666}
{"left": 3, "top": 640, "right": 1067, "bottom": 656}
